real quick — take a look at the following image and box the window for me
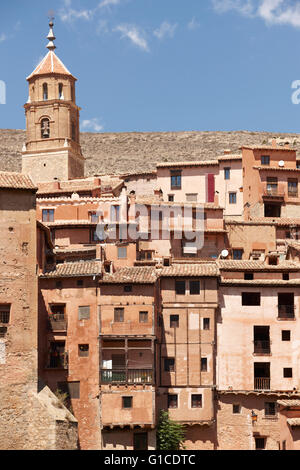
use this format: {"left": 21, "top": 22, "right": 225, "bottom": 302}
{"left": 244, "top": 273, "right": 254, "bottom": 280}
{"left": 224, "top": 167, "right": 230, "bottom": 180}
{"left": 68, "top": 381, "right": 80, "bottom": 399}
{"left": 229, "top": 192, "right": 237, "bottom": 204}
{"left": 261, "top": 155, "right": 270, "bottom": 165}
{"left": 265, "top": 402, "right": 276, "bottom": 416}
{"left": 139, "top": 311, "right": 148, "bottom": 323}
{"left": 171, "top": 170, "right": 182, "bottom": 189}
{"left": 232, "top": 404, "right": 241, "bottom": 414}
{"left": 170, "top": 315, "right": 179, "bottom": 328}
{"left": 0, "top": 327, "right": 7, "bottom": 338}
{"left": 282, "top": 273, "right": 289, "bottom": 281}
{"left": 89, "top": 212, "right": 99, "bottom": 224}
{"left": 78, "top": 306, "right": 90, "bottom": 320}
{"left": 233, "top": 249, "right": 243, "bottom": 260}
{"left": 283, "top": 368, "right": 293, "bottom": 378}
{"left": 278, "top": 293, "right": 294, "bottom": 318}
{"left": 0, "top": 305, "right": 10, "bottom": 324}
{"left": 255, "top": 437, "right": 265, "bottom": 450}
{"left": 114, "top": 308, "right": 124, "bottom": 323}
{"left": 110, "top": 205, "right": 120, "bottom": 222}
{"left": 186, "top": 193, "right": 198, "bottom": 202}
{"left": 242, "top": 292, "right": 261, "bottom": 306}
{"left": 77, "top": 280, "right": 84, "bottom": 287}
{"left": 78, "top": 344, "right": 89, "bottom": 357}
{"left": 168, "top": 195, "right": 174, "bottom": 202}
{"left": 55, "top": 280, "right": 62, "bottom": 289}
{"left": 190, "top": 280, "right": 200, "bottom": 295}
{"left": 282, "top": 330, "right": 291, "bottom": 341}
{"left": 41, "top": 118, "right": 50, "bottom": 139}
{"left": 266, "top": 177, "right": 278, "bottom": 195}
{"left": 122, "top": 396, "right": 132, "bottom": 408}
{"left": 42, "top": 209, "right": 54, "bottom": 222}
{"left": 191, "top": 394, "right": 202, "bottom": 408}
{"left": 71, "top": 122, "right": 76, "bottom": 141}
{"left": 43, "top": 83, "right": 48, "bottom": 100}
{"left": 118, "top": 246, "right": 127, "bottom": 259}
{"left": 133, "top": 433, "right": 148, "bottom": 451}
{"left": 168, "top": 394, "right": 178, "bottom": 408}
{"left": 124, "top": 285, "right": 132, "bottom": 293}
{"left": 201, "top": 358, "right": 207, "bottom": 372}
{"left": 288, "top": 179, "right": 298, "bottom": 197}
{"left": 164, "top": 358, "right": 175, "bottom": 372}
{"left": 175, "top": 280, "right": 185, "bottom": 295}
{"left": 58, "top": 83, "right": 63, "bottom": 99}
{"left": 49, "top": 341, "right": 66, "bottom": 369}
{"left": 203, "top": 318, "right": 210, "bottom": 330}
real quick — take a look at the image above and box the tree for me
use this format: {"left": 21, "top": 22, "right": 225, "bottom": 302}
{"left": 156, "top": 410, "right": 186, "bottom": 450}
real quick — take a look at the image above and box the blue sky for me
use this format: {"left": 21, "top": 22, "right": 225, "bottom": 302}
{"left": 2, "top": 0, "right": 300, "bottom": 133}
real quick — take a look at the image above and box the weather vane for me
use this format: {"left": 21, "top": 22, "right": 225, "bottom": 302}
{"left": 48, "top": 9, "right": 55, "bottom": 23}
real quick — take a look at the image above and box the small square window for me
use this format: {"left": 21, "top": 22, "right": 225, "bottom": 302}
{"left": 170, "top": 314, "right": 179, "bottom": 328}
{"left": 42, "top": 209, "right": 54, "bottom": 222}
{"left": 168, "top": 394, "right": 178, "bottom": 408}
{"left": 164, "top": 358, "right": 175, "bottom": 372}
{"left": 78, "top": 344, "right": 89, "bottom": 357}
{"left": 282, "top": 330, "right": 291, "bottom": 341}
{"left": 244, "top": 273, "right": 254, "bottom": 280}
{"left": 77, "top": 280, "right": 84, "bottom": 287}
{"left": 255, "top": 437, "right": 265, "bottom": 450}
{"left": 224, "top": 168, "right": 231, "bottom": 180}
{"left": 203, "top": 318, "right": 210, "bottom": 330}
{"left": 175, "top": 280, "right": 185, "bottom": 295}
{"left": 190, "top": 280, "right": 200, "bottom": 295}
{"left": 283, "top": 368, "right": 293, "bottom": 378}
{"left": 261, "top": 155, "right": 270, "bottom": 165}
{"left": 124, "top": 285, "right": 132, "bottom": 293}
{"left": 229, "top": 192, "right": 237, "bottom": 204}
{"left": 0, "top": 305, "right": 10, "bottom": 324}
{"left": 139, "top": 311, "right": 148, "bottom": 323}
{"left": 114, "top": 308, "right": 124, "bottom": 323}
{"left": 201, "top": 358, "right": 207, "bottom": 372}
{"left": 282, "top": 273, "right": 289, "bottom": 281}
{"left": 168, "top": 195, "right": 174, "bottom": 202}
{"left": 78, "top": 306, "right": 90, "bottom": 320}
{"left": 233, "top": 404, "right": 241, "bottom": 414}
{"left": 118, "top": 246, "right": 127, "bottom": 259}
{"left": 122, "top": 396, "right": 133, "bottom": 408}
{"left": 233, "top": 249, "right": 243, "bottom": 260}
{"left": 242, "top": 292, "right": 261, "bottom": 306}
{"left": 265, "top": 402, "right": 276, "bottom": 416}
{"left": 191, "top": 394, "right": 202, "bottom": 408}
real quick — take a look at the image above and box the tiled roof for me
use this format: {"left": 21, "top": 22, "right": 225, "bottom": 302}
{"left": 217, "top": 154, "right": 242, "bottom": 161}
{"left": 160, "top": 263, "right": 219, "bottom": 277}
{"left": 251, "top": 218, "right": 300, "bottom": 226}
{"left": 27, "top": 51, "right": 75, "bottom": 80}
{"left": 156, "top": 160, "right": 218, "bottom": 168}
{"left": 36, "top": 177, "right": 123, "bottom": 195}
{"left": 253, "top": 166, "right": 300, "bottom": 172}
{"left": 287, "top": 418, "right": 300, "bottom": 426}
{"left": 217, "top": 260, "right": 300, "bottom": 271}
{"left": 135, "top": 197, "right": 223, "bottom": 210}
{"left": 0, "top": 171, "right": 36, "bottom": 190}
{"left": 101, "top": 266, "right": 157, "bottom": 284}
{"left": 241, "top": 145, "right": 295, "bottom": 152}
{"left": 43, "top": 219, "right": 97, "bottom": 227}
{"left": 278, "top": 400, "right": 300, "bottom": 408}
{"left": 220, "top": 278, "right": 300, "bottom": 286}
{"left": 40, "top": 260, "right": 102, "bottom": 278}
{"left": 54, "top": 245, "right": 96, "bottom": 254}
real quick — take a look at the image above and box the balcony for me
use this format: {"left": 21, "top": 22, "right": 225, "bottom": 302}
{"left": 100, "top": 369, "right": 153, "bottom": 384}
{"left": 254, "top": 377, "right": 270, "bottom": 390}
{"left": 48, "top": 313, "right": 67, "bottom": 331}
{"left": 278, "top": 305, "right": 295, "bottom": 319}
{"left": 254, "top": 340, "right": 271, "bottom": 355}
{"left": 262, "top": 187, "right": 284, "bottom": 199}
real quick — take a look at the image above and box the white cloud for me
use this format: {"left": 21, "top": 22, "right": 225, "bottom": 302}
{"left": 81, "top": 118, "right": 104, "bottom": 132}
{"left": 212, "top": 0, "right": 300, "bottom": 28}
{"left": 98, "top": 0, "right": 120, "bottom": 8}
{"left": 59, "top": 0, "right": 122, "bottom": 23}
{"left": 187, "top": 17, "right": 200, "bottom": 30}
{"left": 0, "top": 34, "right": 7, "bottom": 43}
{"left": 114, "top": 24, "right": 149, "bottom": 51}
{"left": 153, "top": 21, "right": 177, "bottom": 40}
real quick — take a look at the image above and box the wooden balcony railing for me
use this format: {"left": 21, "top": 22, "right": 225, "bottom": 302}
{"left": 100, "top": 369, "right": 153, "bottom": 384}
{"left": 254, "top": 340, "right": 271, "bottom": 354}
{"left": 278, "top": 305, "right": 295, "bottom": 319}
{"left": 48, "top": 314, "right": 67, "bottom": 331}
{"left": 263, "top": 187, "right": 284, "bottom": 198}
{"left": 254, "top": 377, "right": 270, "bottom": 390}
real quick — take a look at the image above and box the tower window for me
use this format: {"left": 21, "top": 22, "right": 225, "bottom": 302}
{"left": 71, "top": 122, "right": 76, "bottom": 141}
{"left": 58, "top": 83, "right": 64, "bottom": 99}
{"left": 41, "top": 118, "right": 50, "bottom": 139}
{"left": 43, "top": 83, "right": 48, "bottom": 101}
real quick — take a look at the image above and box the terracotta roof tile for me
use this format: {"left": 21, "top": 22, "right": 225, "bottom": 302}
{"left": 101, "top": 266, "right": 157, "bottom": 284}
{"left": 251, "top": 217, "right": 300, "bottom": 226}
{"left": 0, "top": 171, "right": 36, "bottom": 190}
{"left": 27, "top": 51, "right": 75, "bottom": 80}
{"left": 253, "top": 166, "right": 300, "bottom": 172}
{"left": 220, "top": 278, "right": 300, "bottom": 286}
{"left": 242, "top": 145, "right": 295, "bottom": 152}
{"left": 156, "top": 160, "right": 218, "bottom": 168}
{"left": 40, "top": 260, "right": 102, "bottom": 278}
{"left": 160, "top": 263, "right": 219, "bottom": 277}
{"left": 278, "top": 400, "right": 300, "bottom": 408}
{"left": 217, "top": 260, "right": 300, "bottom": 271}
{"left": 287, "top": 418, "right": 300, "bottom": 426}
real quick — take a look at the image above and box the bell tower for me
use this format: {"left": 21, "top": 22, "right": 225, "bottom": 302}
{"left": 22, "top": 20, "right": 85, "bottom": 183}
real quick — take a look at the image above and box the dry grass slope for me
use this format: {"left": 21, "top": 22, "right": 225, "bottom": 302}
{"left": 1, "top": 129, "right": 300, "bottom": 176}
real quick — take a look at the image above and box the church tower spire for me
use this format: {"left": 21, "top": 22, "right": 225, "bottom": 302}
{"left": 22, "top": 20, "right": 85, "bottom": 183}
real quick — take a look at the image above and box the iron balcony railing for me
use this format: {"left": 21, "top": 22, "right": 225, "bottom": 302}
{"left": 254, "top": 377, "right": 270, "bottom": 390}
{"left": 100, "top": 369, "right": 153, "bottom": 384}
{"left": 263, "top": 187, "right": 284, "bottom": 198}
{"left": 278, "top": 305, "right": 295, "bottom": 319}
{"left": 254, "top": 340, "right": 271, "bottom": 354}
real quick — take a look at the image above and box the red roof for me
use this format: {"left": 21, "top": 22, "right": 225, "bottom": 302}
{"left": 27, "top": 51, "right": 75, "bottom": 80}
{"left": 0, "top": 171, "right": 36, "bottom": 190}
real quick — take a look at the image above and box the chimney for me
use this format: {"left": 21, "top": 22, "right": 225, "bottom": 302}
{"left": 53, "top": 179, "right": 60, "bottom": 190}
{"left": 223, "top": 149, "right": 231, "bottom": 155}
{"left": 154, "top": 189, "right": 163, "bottom": 201}
{"left": 271, "top": 139, "right": 277, "bottom": 149}
{"left": 94, "top": 177, "right": 101, "bottom": 187}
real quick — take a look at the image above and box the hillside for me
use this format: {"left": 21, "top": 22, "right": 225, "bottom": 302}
{"left": 0, "top": 129, "right": 299, "bottom": 176}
